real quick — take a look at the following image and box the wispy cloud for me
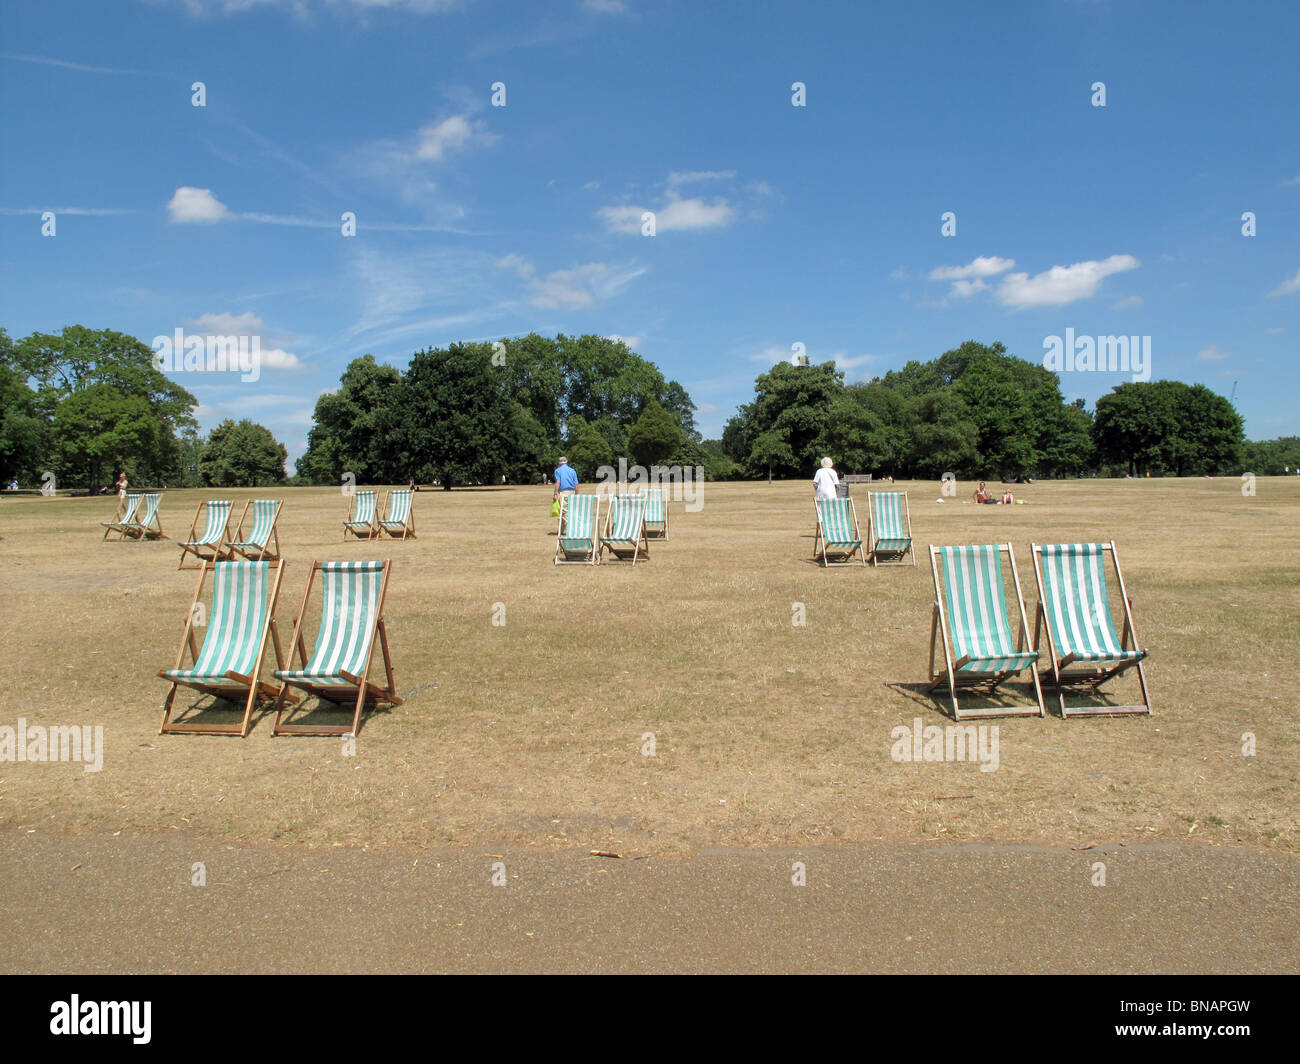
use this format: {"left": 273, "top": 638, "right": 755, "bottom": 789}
{"left": 0, "top": 52, "right": 145, "bottom": 75}
{"left": 598, "top": 196, "right": 735, "bottom": 234}
{"left": 0, "top": 206, "right": 135, "bottom": 216}
{"left": 1196, "top": 344, "right": 1232, "bottom": 362}
{"left": 1267, "top": 268, "right": 1300, "bottom": 298}
{"left": 498, "top": 254, "right": 646, "bottom": 309}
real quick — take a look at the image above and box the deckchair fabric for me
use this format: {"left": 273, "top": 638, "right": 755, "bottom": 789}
{"left": 272, "top": 560, "right": 402, "bottom": 736}
{"left": 1032, "top": 541, "right": 1151, "bottom": 716}
{"left": 178, "top": 500, "right": 232, "bottom": 568}
{"left": 159, "top": 560, "right": 289, "bottom": 736}
{"left": 125, "top": 493, "right": 165, "bottom": 539}
{"left": 102, "top": 494, "right": 140, "bottom": 540}
{"left": 343, "top": 490, "right": 378, "bottom": 540}
{"left": 867, "top": 491, "right": 914, "bottom": 566}
{"left": 644, "top": 487, "right": 669, "bottom": 539}
{"left": 226, "top": 499, "right": 281, "bottom": 560}
{"left": 379, "top": 489, "right": 416, "bottom": 539}
{"left": 555, "top": 493, "right": 599, "bottom": 564}
{"left": 813, "top": 497, "right": 865, "bottom": 566}
{"left": 600, "top": 494, "right": 649, "bottom": 564}
{"left": 928, "top": 544, "right": 1044, "bottom": 719}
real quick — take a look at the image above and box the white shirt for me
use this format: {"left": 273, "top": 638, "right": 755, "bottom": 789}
{"left": 813, "top": 467, "right": 839, "bottom": 499}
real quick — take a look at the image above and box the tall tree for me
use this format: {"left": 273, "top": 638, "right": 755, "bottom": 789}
{"left": 199, "top": 419, "right": 287, "bottom": 486}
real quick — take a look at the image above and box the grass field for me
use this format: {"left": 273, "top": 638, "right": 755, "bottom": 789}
{"left": 1, "top": 477, "right": 1296, "bottom": 856}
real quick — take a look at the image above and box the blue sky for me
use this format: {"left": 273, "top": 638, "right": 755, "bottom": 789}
{"left": 2, "top": 0, "right": 1297, "bottom": 470}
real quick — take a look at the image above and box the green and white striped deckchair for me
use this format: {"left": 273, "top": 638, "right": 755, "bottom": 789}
{"left": 102, "top": 493, "right": 140, "bottom": 540}
{"left": 813, "top": 496, "right": 865, "bottom": 567}
{"left": 867, "top": 491, "right": 915, "bottom": 566}
{"left": 600, "top": 493, "right": 649, "bottom": 564}
{"left": 272, "top": 560, "right": 402, "bottom": 736}
{"left": 1032, "top": 541, "right": 1151, "bottom": 717}
{"left": 125, "top": 492, "right": 165, "bottom": 539}
{"left": 226, "top": 499, "right": 282, "bottom": 561}
{"left": 644, "top": 487, "right": 669, "bottom": 539}
{"left": 158, "top": 559, "right": 290, "bottom": 736}
{"left": 555, "top": 492, "right": 599, "bottom": 564}
{"left": 343, "top": 489, "right": 378, "bottom": 540}
{"left": 378, "top": 488, "right": 416, "bottom": 539}
{"left": 178, "top": 499, "right": 233, "bottom": 569}
{"left": 928, "top": 544, "right": 1044, "bottom": 719}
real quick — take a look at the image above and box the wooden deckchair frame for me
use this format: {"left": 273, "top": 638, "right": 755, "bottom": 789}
{"left": 178, "top": 499, "right": 232, "bottom": 570}
{"left": 102, "top": 493, "right": 140, "bottom": 541}
{"left": 927, "top": 543, "right": 1045, "bottom": 720}
{"left": 225, "top": 499, "right": 282, "bottom": 561}
{"left": 271, "top": 560, "right": 403, "bottom": 737}
{"left": 599, "top": 494, "right": 650, "bottom": 565}
{"left": 1031, "top": 540, "right": 1152, "bottom": 717}
{"left": 554, "top": 492, "right": 599, "bottom": 565}
{"left": 866, "top": 491, "right": 916, "bottom": 567}
{"left": 159, "top": 559, "right": 292, "bottom": 736}
{"left": 342, "top": 489, "right": 379, "bottom": 541}
{"left": 812, "top": 496, "right": 866, "bottom": 567}
{"left": 126, "top": 492, "right": 166, "bottom": 540}
{"left": 377, "top": 489, "right": 417, "bottom": 539}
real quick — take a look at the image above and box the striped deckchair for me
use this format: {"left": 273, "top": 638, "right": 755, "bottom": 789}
{"left": 226, "top": 499, "right": 282, "bottom": 561}
{"left": 927, "top": 544, "right": 1044, "bottom": 719}
{"left": 378, "top": 488, "right": 416, "bottom": 539}
{"left": 555, "top": 492, "right": 600, "bottom": 565}
{"left": 867, "top": 491, "right": 915, "bottom": 566}
{"left": 1031, "top": 541, "right": 1151, "bottom": 717}
{"left": 125, "top": 492, "right": 165, "bottom": 539}
{"left": 102, "top": 493, "right": 140, "bottom": 540}
{"left": 813, "top": 496, "right": 865, "bottom": 567}
{"left": 158, "top": 559, "right": 291, "bottom": 736}
{"left": 271, "top": 560, "right": 402, "bottom": 736}
{"left": 600, "top": 493, "right": 649, "bottom": 564}
{"left": 643, "top": 487, "right": 669, "bottom": 540}
{"left": 343, "top": 489, "right": 378, "bottom": 541}
{"left": 178, "top": 499, "right": 232, "bottom": 569}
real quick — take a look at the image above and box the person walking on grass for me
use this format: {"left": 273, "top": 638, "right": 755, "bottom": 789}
{"left": 552, "top": 456, "right": 579, "bottom": 532}
{"left": 813, "top": 456, "right": 839, "bottom": 500}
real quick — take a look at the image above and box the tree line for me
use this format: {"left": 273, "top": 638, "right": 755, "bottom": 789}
{"left": 715, "top": 340, "right": 1252, "bottom": 479}
{"left": 0, "top": 326, "right": 286, "bottom": 490}
{"left": 1, "top": 327, "right": 1286, "bottom": 491}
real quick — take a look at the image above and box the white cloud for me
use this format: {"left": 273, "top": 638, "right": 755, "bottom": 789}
{"left": 949, "top": 279, "right": 987, "bottom": 299}
{"left": 498, "top": 255, "right": 645, "bottom": 309}
{"left": 598, "top": 196, "right": 734, "bottom": 234}
{"left": 888, "top": 266, "right": 908, "bottom": 281}
{"left": 667, "top": 169, "right": 736, "bottom": 186}
{"left": 928, "top": 256, "right": 1015, "bottom": 281}
{"left": 1112, "top": 294, "right": 1143, "bottom": 309}
{"left": 167, "top": 186, "right": 229, "bottom": 223}
{"left": 188, "top": 311, "right": 263, "bottom": 333}
{"left": 583, "top": 0, "right": 627, "bottom": 12}
{"left": 606, "top": 333, "right": 641, "bottom": 348}
{"left": 257, "top": 347, "right": 306, "bottom": 370}
{"left": 1196, "top": 345, "right": 1232, "bottom": 362}
{"left": 1280, "top": 174, "right": 1300, "bottom": 187}
{"left": 1267, "top": 268, "right": 1300, "bottom": 298}
{"left": 996, "top": 254, "right": 1140, "bottom": 309}
{"left": 1265, "top": 326, "right": 1285, "bottom": 335}
{"left": 582, "top": 180, "right": 600, "bottom": 190}
{"left": 414, "top": 114, "right": 495, "bottom": 162}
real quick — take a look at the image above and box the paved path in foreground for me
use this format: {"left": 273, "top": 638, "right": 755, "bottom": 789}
{"left": 2, "top": 832, "right": 1296, "bottom": 973}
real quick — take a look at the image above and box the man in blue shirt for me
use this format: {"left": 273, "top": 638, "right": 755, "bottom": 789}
{"left": 553, "top": 457, "right": 579, "bottom": 498}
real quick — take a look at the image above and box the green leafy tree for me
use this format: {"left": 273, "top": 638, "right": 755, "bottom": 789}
{"left": 628, "top": 400, "right": 683, "bottom": 467}
{"left": 297, "top": 354, "right": 402, "bottom": 485}
{"left": 743, "top": 361, "right": 844, "bottom": 477}
{"left": 390, "top": 342, "right": 516, "bottom": 489}
{"left": 0, "top": 328, "right": 45, "bottom": 485}
{"left": 750, "top": 430, "right": 796, "bottom": 483}
{"left": 198, "top": 419, "right": 288, "bottom": 486}
{"left": 566, "top": 422, "right": 614, "bottom": 480}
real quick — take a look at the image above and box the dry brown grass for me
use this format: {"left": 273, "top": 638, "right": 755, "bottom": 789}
{"left": 1, "top": 476, "right": 1296, "bottom": 855}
